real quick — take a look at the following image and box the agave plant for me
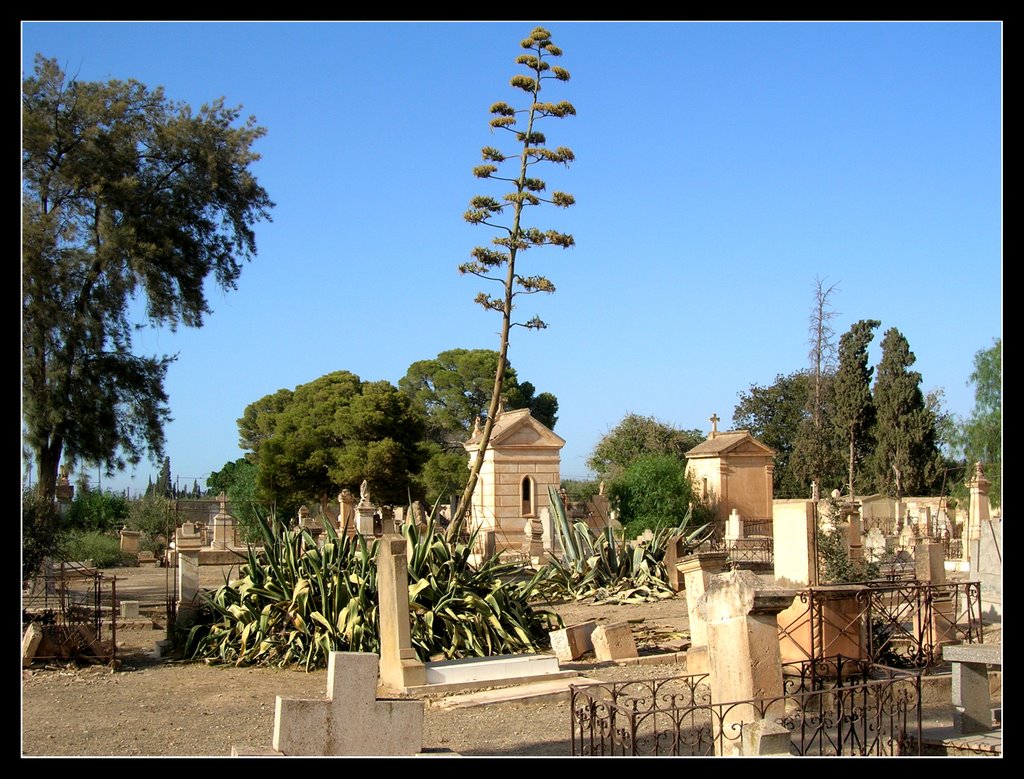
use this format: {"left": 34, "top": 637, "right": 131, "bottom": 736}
{"left": 185, "top": 506, "right": 559, "bottom": 670}
{"left": 539, "top": 485, "right": 711, "bottom": 604}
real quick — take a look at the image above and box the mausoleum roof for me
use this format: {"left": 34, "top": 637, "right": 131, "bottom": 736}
{"left": 685, "top": 430, "right": 776, "bottom": 458}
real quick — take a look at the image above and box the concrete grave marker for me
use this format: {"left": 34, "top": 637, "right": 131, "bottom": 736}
{"left": 377, "top": 535, "right": 426, "bottom": 690}
{"left": 592, "top": 622, "right": 638, "bottom": 661}
{"left": 272, "top": 652, "right": 424, "bottom": 756}
{"left": 549, "top": 620, "right": 597, "bottom": 662}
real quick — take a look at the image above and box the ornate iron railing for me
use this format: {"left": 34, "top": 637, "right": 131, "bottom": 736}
{"left": 865, "top": 580, "right": 982, "bottom": 667}
{"left": 570, "top": 661, "right": 923, "bottom": 756}
{"left": 22, "top": 560, "right": 117, "bottom": 664}
{"left": 776, "top": 581, "right": 982, "bottom": 669}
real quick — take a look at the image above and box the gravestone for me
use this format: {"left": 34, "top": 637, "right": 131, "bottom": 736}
{"left": 211, "top": 492, "right": 237, "bottom": 549}
{"left": 119, "top": 528, "right": 141, "bottom": 554}
{"left": 864, "top": 527, "right": 887, "bottom": 562}
{"left": 697, "top": 569, "right": 797, "bottom": 756}
{"left": 549, "top": 621, "right": 597, "bottom": 662}
{"left": 377, "top": 535, "right": 426, "bottom": 690}
{"left": 592, "top": 622, "right": 637, "bottom": 661}
{"left": 271, "top": 652, "right": 424, "bottom": 756}
{"left": 679, "top": 551, "right": 730, "bottom": 674}
{"left": 725, "top": 508, "right": 742, "bottom": 543}
{"left": 337, "top": 489, "right": 356, "bottom": 536}
{"left": 972, "top": 517, "right": 1002, "bottom": 622}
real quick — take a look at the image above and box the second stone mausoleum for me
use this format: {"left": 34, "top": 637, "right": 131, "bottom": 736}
{"left": 684, "top": 415, "right": 776, "bottom": 522}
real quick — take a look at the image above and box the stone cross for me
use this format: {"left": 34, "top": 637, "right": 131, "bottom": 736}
{"left": 709, "top": 413, "right": 720, "bottom": 437}
{"left": 377, "top": 536, "right": 426, "bottom": 690}
{"left": 272, "top": 652, "right": 424, "bottom": 756}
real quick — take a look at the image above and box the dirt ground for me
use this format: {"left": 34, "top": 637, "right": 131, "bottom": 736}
{"left": 21, "top": 565, "right": 693, "bottom": 758}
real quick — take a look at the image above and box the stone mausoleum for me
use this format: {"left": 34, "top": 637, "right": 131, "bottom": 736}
{"left": 684, "top": 414, "right": 776, "bottom": 521}
{"left": 462, "top": 407, "right": 565, "bottom": 553}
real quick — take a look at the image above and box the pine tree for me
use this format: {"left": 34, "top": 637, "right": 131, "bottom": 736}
{"left": 449, "top": 27, "right": 576, "bottom": 536}
{"left": 832, "top": 319, "right": 880, "bottom": 501}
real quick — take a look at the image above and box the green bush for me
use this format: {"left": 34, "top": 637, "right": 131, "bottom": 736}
{"left": 127, "top": 493, "right": 173, "bottom": 537}
{"left": 608, "top": 455, "right": 712, "bottom": 538}
{"left": 61, "top": 530, "right": 133, "bottom": 568}
{"left": 22, "top": 490, "right": 63, "bottom": 580}
{"left": 65, "top": 489, "right": 130, "bottom": 533}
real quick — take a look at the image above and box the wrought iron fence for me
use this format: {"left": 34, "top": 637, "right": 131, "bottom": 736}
{"left": 865, "top": 580, "right": 982, "bottom": 668}
{"left": 22, "top": 560, "right": 117, "bottom": 664}
{"left": 570, "top": 659, "right": 923, "bottom": 756}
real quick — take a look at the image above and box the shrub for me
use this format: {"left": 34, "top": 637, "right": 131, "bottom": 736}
{"left": 186, "top": 509, "right": 559, "bottom": 670}
{"left": 608, "top": 455, "right": 711, "bottom": 538}
{"left": 22, "top": 490, "right": 62, "bottom": 580}
{"left": 540, "top": 486, "right": 711, "bottom": 603}
{"left": 127, "top": 493, "right": 173, "bottom": 537}
{"left": 64, "top": 489, "right": 130, "bottom": 533}
{"left": 816, "top": 497, "right": 880, "bottom": 584}
{"left": 61, "top": 530, "right": 132, "bottom": 568}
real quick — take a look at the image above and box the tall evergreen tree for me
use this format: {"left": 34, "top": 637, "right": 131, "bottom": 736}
{"left": 792, "top": 277, "right": 845, "bottom": 495}
{"left": 22, "top": 56, "right": 273, "bottom": 501}
{"left": 832, "top": 319, "right": 880, "bottom": 501}
{"left": 450, "top": 27, "right": 575, "bottom": 535}
{"left": 871, "top": 328, "right": 941, "bottom": 499}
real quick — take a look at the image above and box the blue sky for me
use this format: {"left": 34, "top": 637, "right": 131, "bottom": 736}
{"left": 21, "top": 21, "right": 1002, "bottom": 496}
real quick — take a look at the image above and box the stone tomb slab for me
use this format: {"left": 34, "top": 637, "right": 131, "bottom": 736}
{"left": 549, "top": 620, "right": 597, "bottom": 661}
{"left": 592, "top": 622, "right": 638, "bottom": 661}
{"left": 424, "top": 653, "right": 561, "bottom": 686}
{"left": 271, "top": 652, "right": 423, "bottom": 756}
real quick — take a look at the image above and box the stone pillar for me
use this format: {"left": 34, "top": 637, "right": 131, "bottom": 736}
{"left": 772, "top": 501, "right": 816, "bottom": 587}
{"left": 967, "top": 462, "right": 991, "bottom": 562}
{"left": 679, "top": 551, "right": 730, "bottom": 674}
{"left": 663, "top": 536, "right": 684, "bottom": 592}
{"left": 176, "top": 548, "right": 201, "bottom": 622}
{"left": 842, "top": 502, "right": 862, "bottom": 562}
{"left": 119, "top": 528, "right": 141, "bottom": 554}
{"left": 696, "top": 570, "right": 797, "bottom": 756}
{"left": 725, "top": 509, "right": 743, "bottom": 543}
{"left": 523, "top": 515, "right": 544, "bottom": 562}
{"left": 377, "top": 535, "right": 426, "bottom": 691}
{"left": 915, "top": 539, "right": 946, "bottom": 584}
{"left": 539, "top": 506, "right": 560, "bottom": 558}
{"left": 338, "top": 489, "right": 356, "bottom": 536}
{"left": 211, "top": 492, "right": 237, "bottom": 550}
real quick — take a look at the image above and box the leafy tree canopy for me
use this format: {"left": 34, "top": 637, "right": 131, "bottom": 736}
{"left": 240, "top": 371, "right": 428, "bottom": 513}
{"left": 832, "top": 319, "right": 880, "bottom": 498}
{"left": 399, "top": 348, "right": 558, "bottom": 447}
{"left": 22, "top": 56, "right": 273, "bottom": 501}
{"left": 733, "top": 372, "right": 813, "bottom": 499}
{"left": 588, "top": 414, "right": 704, "bottom": 480}
{"left": 961, "top": 338, "right": 1001, "bottom": 506}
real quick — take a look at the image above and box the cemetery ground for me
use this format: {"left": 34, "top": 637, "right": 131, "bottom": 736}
{"left": 21, "top": 563, "right": 695, "bottom": 757}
